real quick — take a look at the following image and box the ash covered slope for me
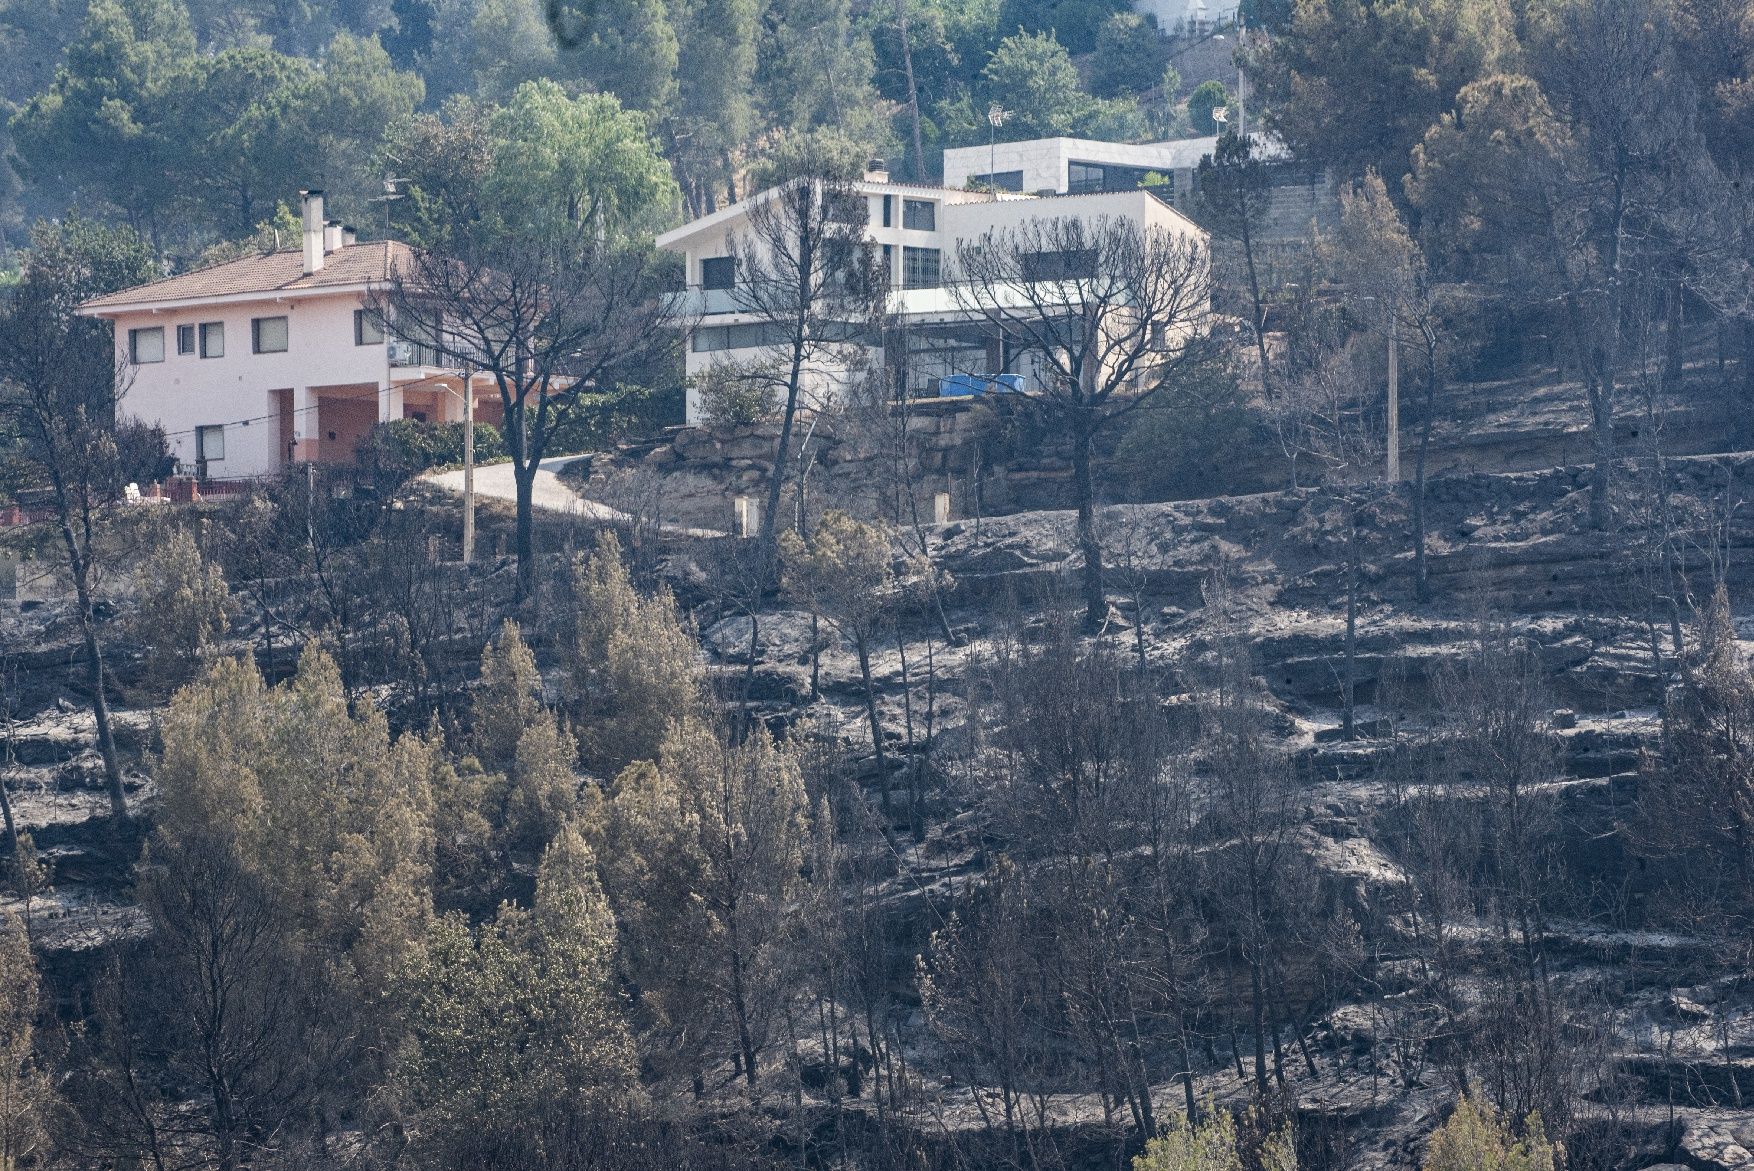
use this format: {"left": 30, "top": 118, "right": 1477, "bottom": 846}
{"left": 690, "top": 452, "right": 1754, "bottom": 1170}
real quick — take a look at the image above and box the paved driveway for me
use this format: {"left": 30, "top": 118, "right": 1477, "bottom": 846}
{"left": 424, "top": 455, "right": 724, "bottom": 536}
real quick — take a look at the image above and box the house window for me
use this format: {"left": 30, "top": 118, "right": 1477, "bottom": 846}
{"left": 902, "top": 246, "right": 941, "bottom": 289}
{"left": 177, "top": 324, "right": 196, "bottom": 355}
{"left": 970, "top": 171, "right": 1025, "bottom": 192}
{"left": 902, "top": 198, "right": 936, "bottom": 231}
{"left": 701, "top": 256, "right": 736, "bottom": 290}
{"left": 128, "top": 326, "right": 164, "bottom": 364}
{"left": 1150, "top": 322, "right": 1169, "bottom": 351}
{"left": 825, "top": 191, "right": 867, "bottom": 225}
{"left": 195, "top": 425, "right": 225, "bottom": 465}
{"left": 691, "top": 322, "right": 790, "bottom": 353}
{"left": 199, "top": 321, "right": 224, "bottom": 358}
{"left": 1022, "top": 249, "right": 1098, "bottom": 282}
{"left": 252, "top": 315, "right": 288, "bottom": 354}
{"left": 1068, "top": 161, "right": 1105, "bottom": 194}
{"left": 881, "top": 194, "right": 893, "bottom": 227}
{"left": 354, "top": 309, "right": 384, "bottom": 346}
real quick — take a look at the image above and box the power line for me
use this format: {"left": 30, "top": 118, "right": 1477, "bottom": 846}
{"left": 149, "top": 372, "right": 471, "bottom": 441}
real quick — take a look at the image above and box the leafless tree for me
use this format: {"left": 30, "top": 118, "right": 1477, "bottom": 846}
{"left": 707, "top": 172, "right": 883, "bottom": 574}
{"left": 372, "top": 236, "right": 673, "bottom": 599}
{"left": 1325, "top": 171, "right": 1454, "bottom": 601}
{"left": 952, "top": 215, "right": 1212, "bottom": 630}
{"left": 0, "top": 264, "right": 165, "bottom": 825}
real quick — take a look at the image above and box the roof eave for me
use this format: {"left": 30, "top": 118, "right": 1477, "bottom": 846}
{"left": 77, "top": 280, "right": 382, "bottom": 318}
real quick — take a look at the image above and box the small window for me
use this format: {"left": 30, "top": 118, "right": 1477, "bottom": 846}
{"left": 199, "top": 321, "right": 224, "bottom": 358}
{"left": 691, "top": 323, "right": 789, "bottom": 353}
{"left": 971, "top": 171, "right": 1024, "bottom": 193}
{"left": 700, "top": 257, "right": 736, "bottom": 291}
{"left": 1150, "top": 322, "right": 1169, "bottom": 351}
{"left": 1022, "top": 249, "right": 1099, "bottom": 282}
{"left": 902, "top": 246, "right": 940, "bottom": 289}
{"left": 354, "top": 309, "right": 384, "bottom": 346}
{"left": 1069, "top": 161, "right": 1105, "bottom": 194}
{"left": 195, "top": 425, "right": 225, "bottom": 464}
{"left": 176, "top": 324, "right": 196, "bottom": 355}
{"left": 902, "top": 199, "right": 936, "bottom": 231}
{"left": 128, "top": 326, "right": 164, "bottom": 364}
{"left": 252, "top": 315, "right": 288, "bottom": 354}
{"left": 825, "top": 191, "right": 867, "bottom": 225}
{"left": 881, "top": 194, "right": 893, "bottom": 228}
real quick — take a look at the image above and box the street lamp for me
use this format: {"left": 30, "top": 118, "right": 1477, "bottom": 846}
{"left": 1358, "top": 295, "right": 1401, "bottom": 483}
{"left": 987, "top": 104, "right": 1007, "bottom": 188}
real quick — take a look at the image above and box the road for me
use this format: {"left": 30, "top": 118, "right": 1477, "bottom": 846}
{"left": 424, "top": 454, "right": 626, "bottom": 521}
{"left": 424, "top": 455, "right": 725, "bottom": 536}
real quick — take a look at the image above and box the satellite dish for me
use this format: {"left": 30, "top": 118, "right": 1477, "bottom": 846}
{"left": 1213, "top": 106, "right": 1230, "bottom": 125}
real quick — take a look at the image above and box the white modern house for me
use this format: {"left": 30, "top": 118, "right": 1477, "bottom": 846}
{"left": 79, "top": 191, "right": 496, "bottom": 480}
{"left": 942, "top": 135, "right": 1222, "bottom": 204}
{"left": 1135, "top": 0, "right": 1241, "bottom": 34}
{"left": 657, "top": 164, "right": 1210, "bottom": 426}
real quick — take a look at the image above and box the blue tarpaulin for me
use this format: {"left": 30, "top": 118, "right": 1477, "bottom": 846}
{"left": 938, "top": 374, "right": 1024, "bottom": 397}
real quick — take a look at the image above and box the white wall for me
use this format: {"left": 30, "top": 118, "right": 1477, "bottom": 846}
{"left": 108, "top": 291, "right": 392, "bottom": 479}
{"left": 1134, "top": 0, "right": 1241, "bottom": 31}
{"left": 663, "top": 181, "right": 1208, "bottom": 424}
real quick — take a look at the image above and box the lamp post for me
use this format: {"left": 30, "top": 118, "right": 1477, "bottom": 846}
{"left": 460, "top": 364, "right": 476, "bottom": 563}
{"left": 987, "top": 104, "right": 1007, "bottom": 187}
{"left": 1359, "top": 295, "right": 1400, "bottom": 482}
{"left": 1386, "top": 329, "right": 1400, "bottom": 482}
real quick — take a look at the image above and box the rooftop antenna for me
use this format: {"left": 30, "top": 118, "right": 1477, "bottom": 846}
{"left": 987, "top": 104, "right": 1008, "bottom": 191}
{"left": 370, "top": 174, "right": 407, "bottom": 231}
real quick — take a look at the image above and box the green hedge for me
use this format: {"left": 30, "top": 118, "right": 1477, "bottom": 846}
{"left": 358, "top": 419, "right": 508, "bottom": 486}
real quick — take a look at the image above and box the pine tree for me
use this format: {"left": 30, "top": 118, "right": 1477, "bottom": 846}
{"left": 1421, "top": 1097, "right": 1556, "bottom": 1171}
{"left": 601, "top": 722, "right": 811, "bottom": 1089}
{"left": 133, "top": 524, "right": 237, "bottom": 687}
{"left": 397, "top": 827, "right": 637, "bottom": 1163}
{"left": 571, "top": 535, "right": 704, "bottom": 773}
{"left": 474, "top": 619, "right": 545, "bottom": 772}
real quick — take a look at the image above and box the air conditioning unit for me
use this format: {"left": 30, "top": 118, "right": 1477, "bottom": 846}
{"left": 386, "top": 339, "right": 418, "bottom": 366}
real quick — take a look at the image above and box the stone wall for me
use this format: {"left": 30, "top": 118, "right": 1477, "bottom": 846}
{"left": 578, "top": 396, "right": 1121, "bottom": 533}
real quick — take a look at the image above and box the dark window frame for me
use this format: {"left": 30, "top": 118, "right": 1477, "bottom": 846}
{"left": 251, "top": 315, "right": 289, "bottom": 354}
{"left": 129, "top": 326, "right": 165, "bottom": 364}
{"left": 902, "top": 198, "right": 936, "bottom": 231}
{"left": 354, "top": 309, "right": 384, "bottom": 346}
{"left": 176, "top": 323, "right": 196, "bottom": 355}
{"left": 902, "top": 246, "right": 941, "bottom": 289}
{"left": 198, "top": 321, "right": 224, "bottom": 359}
{"left": 700, "top": 256, "right": 736, "bottom": 290}
{"left": 195, "top": 424, "right": 225, "bottom": 464}
{"left": 971, "top": 170, "right": 1024, "bottom": 192}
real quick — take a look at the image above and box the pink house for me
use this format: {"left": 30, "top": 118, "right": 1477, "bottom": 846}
{"left": 78, "top": 191, "right": 497, "bottom": 480}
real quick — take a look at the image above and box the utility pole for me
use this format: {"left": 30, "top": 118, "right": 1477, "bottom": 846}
{"left": 1386, "top": 330, "right": 1400, "bottom": 481}
{"left": 461, "top": 366, "right": 476, "bottom": 563}
{"left": 1235, "top": 12, "right": 1247, "bottom": 137}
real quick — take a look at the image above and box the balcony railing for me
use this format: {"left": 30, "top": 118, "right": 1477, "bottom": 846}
{"left": 388, "top": 340, "right": 446, "bottom": 368}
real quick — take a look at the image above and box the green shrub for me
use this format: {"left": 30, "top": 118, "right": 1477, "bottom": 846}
{"left": 358, "top": 419, "right": 507, "bottom": 486}
{"left": 1115, "top": 358, "right": 1280, "bottom": 500}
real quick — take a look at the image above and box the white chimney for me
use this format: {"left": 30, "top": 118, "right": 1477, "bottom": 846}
{"left": 323, "top": 222, "right": 343, "bottom": 253}
{"left": 340, "top": 224, "right": 357, "bottom": 247}
{"left": 301, "top": 190, "right": 325, "bottom": 274}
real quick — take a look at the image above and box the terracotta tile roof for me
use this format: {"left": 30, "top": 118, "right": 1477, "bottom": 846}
{"left": 81, "top": 241, "right": 414, "bottom": 311}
